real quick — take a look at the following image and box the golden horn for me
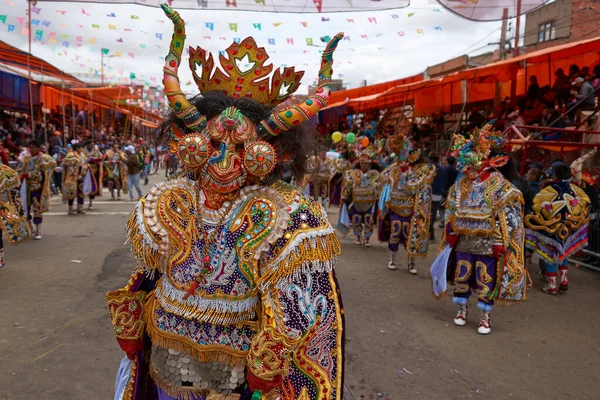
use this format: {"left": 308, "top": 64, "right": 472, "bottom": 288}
{"left": 256, "top": 33, "right": 344, "bottom": 138}
{"left": 161, "top": 4, "right": 206, "bottom": 132}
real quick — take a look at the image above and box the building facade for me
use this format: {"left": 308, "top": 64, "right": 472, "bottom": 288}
{"left": 524, "top": 0, "right": 600, "bottom": 52}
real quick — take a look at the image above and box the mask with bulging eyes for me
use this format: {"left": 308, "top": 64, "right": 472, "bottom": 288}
{"left": 160, "top": 4, "right": 343, "bottom": 202}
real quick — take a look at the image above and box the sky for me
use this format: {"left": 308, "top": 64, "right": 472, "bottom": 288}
{"left": 0, "top": 0, "right": 505, "bottom": 94}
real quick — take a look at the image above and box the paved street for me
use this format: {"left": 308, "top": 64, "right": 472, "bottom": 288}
{"left": 1, "top": 176, "right": 600, "bottom": 400}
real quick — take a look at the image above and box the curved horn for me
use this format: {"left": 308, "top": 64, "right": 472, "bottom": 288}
{"left": 161, "top": 4, "right": 206, "bottom": 132}
{"left": 256, "top": 33, "right": 344, "bottom": 138}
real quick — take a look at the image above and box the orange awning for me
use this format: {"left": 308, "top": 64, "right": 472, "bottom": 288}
{"left": 72, "top": 86, "right": 141, "bottom": 101}
{"left": 338, "top": 36, "right": 600, "bottom": 115}
{"left": 328, "top": 73, "right": 423, "bottom": 105}
{"left": 0, "top": 40, "right": 83, "bottom": 84}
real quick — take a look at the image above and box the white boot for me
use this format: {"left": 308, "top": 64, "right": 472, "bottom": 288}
{"left": 477, "top": 310, "right": 492, "bottom": 335}
{"left": 364, "top": 237, "right": 371, "bottom": 247}
{"left": 388, "top": 251, "right": 397, "bottom": 270}
{"left": 453, "top": 304, "right": 467, "bottom": 326}
{"left": 407, "top": 262, "right": 417, "bottom": 275}
{"left": 354, "top": 235, "right": 362, "bottom": 245}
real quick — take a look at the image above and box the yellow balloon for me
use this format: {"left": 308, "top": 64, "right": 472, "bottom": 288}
{"left": 332, "top": 131, "right": 343, "bottom": 143}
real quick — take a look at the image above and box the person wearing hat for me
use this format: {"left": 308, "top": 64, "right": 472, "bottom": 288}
{"left": 525, "top": 161, "right": 591, "bottom": 295}
{"left": 341, "top": 153, "right": 380, "bottom": 247}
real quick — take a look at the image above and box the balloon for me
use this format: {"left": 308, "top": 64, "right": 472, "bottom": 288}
{"left": 346, "top": 132, "right": 356, "bottom": 144}
{"left": 360, "top": 136, "right": 369, "bottom": 147}
{"left": 331, "top": 131, "right": 343, "bottom": 143}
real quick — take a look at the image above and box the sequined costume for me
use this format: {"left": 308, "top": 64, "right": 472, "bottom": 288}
{"left": 0, "top": 163, "right": 30, "bottom": 241}
{"left": 340, "top": 157, "right": 380, "bottom": 246}
{"left": 108, "top": 5, "right": 344, "bottom": 400}
{"left": 525, "top": 173, "right": 590, "bottom": 294}
{"left": 61, "top": 148, "right": 86, "bottom": 214}
{"left": 310, "top": 156, "right": 334, "bottom": 207}
{"left": 431, "top": 124, "right": 526, "bottom": 335}
{"left": 104, "top": 149, "right": 129, "bottom": 200}
{"left": 20, "top": 151, "right": 56, "bottom": 234}
{"left": 0, "top": 164, "right": 30, "bottom": 267}
{"left": 83, "top": 145, "right": 104, "bottom": 208}
{"left": 377, "top": 135, "right": 435, "bottom": 273}
{"left": 328, "top": 157, "right": 351, "bottom": 207}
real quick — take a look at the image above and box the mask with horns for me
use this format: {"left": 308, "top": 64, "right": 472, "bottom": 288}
{"left": 161, "top": 4, "right": 343, "bottom": 201}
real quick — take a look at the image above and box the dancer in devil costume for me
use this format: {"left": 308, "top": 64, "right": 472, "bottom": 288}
{"left": 108, "top": 5, "right": 344, "bottom": 400}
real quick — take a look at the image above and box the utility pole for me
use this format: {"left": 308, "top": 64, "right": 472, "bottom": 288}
{"left": 494, "top": 8, "right": 509, "bottom": 108}
{"left": 514, "top": 0, "right": 522, "bottom": 57}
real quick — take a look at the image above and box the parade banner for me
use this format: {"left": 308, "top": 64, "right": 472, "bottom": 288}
{"left": 34, "top": 0, "right": 410, "bottom": 13}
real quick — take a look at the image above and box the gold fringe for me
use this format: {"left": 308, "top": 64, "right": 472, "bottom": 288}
{"left": 144, "top": 296, "right": 249, "bottom": 368}
{"left": 259, "top": 233, "right": 341, "bottom": 287}
{"left": 123, "top": 357, "right": 138, "bottom": 400}
{"left": 127, "top": 212, "right": 160, "bottom": 271}
{"left": 149, "top": 365, "right": 241, "bottom": 400}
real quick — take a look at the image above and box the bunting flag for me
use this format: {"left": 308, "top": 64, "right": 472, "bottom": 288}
{"left": 306, "top": 38, "right": 313, "bottom": 46}
{"left": 35, "top": 0, "right": 411, "bottom": 12}
{"left": 300, "top": 21, "right": 308, "bottom": 27}
{"left": 252, "top": 23, "right": 261, "bottom": 30}
{"left": 205, "top": 22, "right": 214, "bottom": 30}
{"left": 0, "top": 15, "right": 6, "bottom": 24}
{"left": 229, "top": 23, "right": 237, "bottom": 32}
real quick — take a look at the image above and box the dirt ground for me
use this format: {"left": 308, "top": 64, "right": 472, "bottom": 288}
{"left": 1, "top": 177, "right": 599, "bottom": 400}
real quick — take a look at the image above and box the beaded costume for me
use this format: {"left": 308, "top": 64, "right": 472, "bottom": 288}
{"left": 108, "top": 5, "right": 344, "bottom": 400}
{"left": 377, "top": 135, "right": 435, "bottom": 273}
{"left": 525, "top": 158, "right": 591, "bottom": 295}
{"left": 339, "top": 155, "right": 380, "bottom": 246}
{"left": 104, "top": 148, "right": 129, "bottom": 199}
{"left": 309, "top": 155, "right": 335, "bottom": 207}
{"left": 328, "top": 157, "right": 351, "bottom": 207}
{"left": 0, "top": 164, "right": 31, "bottom": 245}
{"left": 19, "top": 151, "right": 56, "bottom": 229}
{"left": 431, "top": 124, "right": 526, "bottom": 335}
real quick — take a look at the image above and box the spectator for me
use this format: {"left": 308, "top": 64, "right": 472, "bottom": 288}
{"left": 592, "top": 65, "right": 600, "bottom": 88}
{"left": 553, "top": 68, "right": 570, "bottom": 105}
{"left": 526, "top": 167, "right": 544, "bottom": 198}
{"left": 49, "top": 131, "right": 63, "bottom": 155}
{"left": 569, "top": 77, "right": 595, "bottom": 120}
{"left": 439, "top": 156, "right": 457, "bottom": 228}
{"left": 580, "top": 66, "right": 590, "bottom": 80}
{"left": 568, "top": 64, "right": 581, "bottom": 83}
{"left": 125, "top": 145, "right": 143, "bottom": 201}
{"left": 527, "top": 75, "right": 540, "bottom": 100}
{"left": 466, "top": 106, "right": 485, "bottom": 131}
{"left": 428, "top": 151, "right": 447, "bottom": 242}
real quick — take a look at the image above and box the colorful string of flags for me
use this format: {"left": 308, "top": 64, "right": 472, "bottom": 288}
{"left": 0, "top": 1, "right": 449, "bottom": 86}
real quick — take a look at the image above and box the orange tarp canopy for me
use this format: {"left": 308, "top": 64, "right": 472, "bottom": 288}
{"left": 72, "top": 86, "right": 141, "bottom": 101}
{"left": 340, "top": 36, "right": 600, "bottom": 115}
{"left": 0, "top": 40, "right": 83, "bottom": 84}
{"left": 327, "top": 73, "right": 423, "bottom": 106}
{"left": 41, "top": 85, "right": 131, "bottom": 115}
